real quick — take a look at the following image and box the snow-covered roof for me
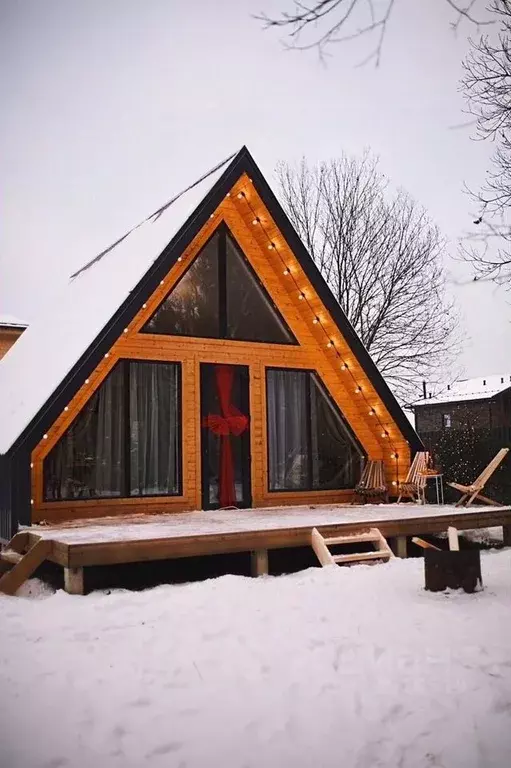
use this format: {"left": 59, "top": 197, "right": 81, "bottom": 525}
{"left": 0, "top": 151, "right": 237, "bottom": 455}
{"left": 0, "top": 314, "right": 28, "bottom": 329}
{"left": 415, "top": 374, "right": 511, "bottom": 407}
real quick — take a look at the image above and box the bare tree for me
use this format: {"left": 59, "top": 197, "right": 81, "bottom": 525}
{"left": 276, "top": 154, "right": 459, "bottom": 404}
{"left": 258, "top": 0, "right": 490, "bottom": 65}
{"left": 461, "top": 0, "right": 511, "bottom": 285}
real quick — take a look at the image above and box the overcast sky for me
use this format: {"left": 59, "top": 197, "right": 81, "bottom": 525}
{"left": 1, "top": 0, "right": 509, "bottom": 385}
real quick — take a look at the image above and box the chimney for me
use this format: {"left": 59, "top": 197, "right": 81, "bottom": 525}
{"left": 447, "top": 384, "right": 451, "bottom": 390}
{"left": 422, "top": 381, "right": 427, "bottom": 399}
{"left": 483, "top": 379, "right": 486, "bottom": 386}
{"left": 501, "top": 377, "right": 504, "bottom": 384}
{"left": 429, "top": 393, "right": 432, "bottom": 399}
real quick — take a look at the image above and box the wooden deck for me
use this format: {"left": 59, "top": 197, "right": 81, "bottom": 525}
{"left": 27, "top": 503, "right": 511, "bottom": 574}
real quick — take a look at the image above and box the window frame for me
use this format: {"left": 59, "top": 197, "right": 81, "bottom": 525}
{"left": 142, "top": 223, "right": 298, "bottom": 345}
{"left": 265, "top": 366, "right": 365, "bottom": 493}
{"left": 43, "top": 358, "right": 183, "bottom": 502}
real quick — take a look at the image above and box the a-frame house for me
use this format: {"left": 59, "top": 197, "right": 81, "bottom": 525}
{"left": 0, "top": 147, "right": 422, "bottom": 540}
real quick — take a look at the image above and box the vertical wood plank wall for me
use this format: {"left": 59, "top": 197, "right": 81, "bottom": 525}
{"left": 30, "top": 174, "right": 411, "bottom": 523}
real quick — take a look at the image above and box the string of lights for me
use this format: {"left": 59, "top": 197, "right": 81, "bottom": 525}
{"left": 60, "top": 176, "right": 403, "bottom": 491}
{"left": 227, "top": 182, "right": 402, "bottom": 487}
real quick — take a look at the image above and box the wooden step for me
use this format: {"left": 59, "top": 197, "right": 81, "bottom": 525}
{"left": 333, "top": 550, "right": 392, "bottom": 564}
{"left": 0, "top": 537, "right": 52, "bottom": 596}
{"left": 1, "top": 550, "right": 23, "bottom": 566}
{"left": 324, "top": 531, "right": 380, "bottom": 546}
{"left": 311, "top": 526, "right": 394, "bottom": 568}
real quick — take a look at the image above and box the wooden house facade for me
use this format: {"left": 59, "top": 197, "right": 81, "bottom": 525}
{"left": 0, "top": 319, "right": 27, "bottom": 360}
{"left": 0, "top": 148, "right": 422, "bottom": 540}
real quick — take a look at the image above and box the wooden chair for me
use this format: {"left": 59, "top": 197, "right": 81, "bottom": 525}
{"left": 448, "top": 448, "right": 509, "bottom": 507}
{"left": 353, "top": 460, "right": 388, "bottom": 504}
{"left": 396, "top": 451, "right": 430, "bottom": 503}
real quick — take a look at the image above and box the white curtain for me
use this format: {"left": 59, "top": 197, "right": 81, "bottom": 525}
{"left": 267, "top": 370, "right": 309, "bottom": 490}
{"left": 129, "top": 362, "right": 179, "bottom": 495}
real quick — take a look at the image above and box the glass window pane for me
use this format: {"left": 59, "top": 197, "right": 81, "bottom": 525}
{"left": 226, "top": 233, "right": 295, "bottom": 344}
{"left": 129, "top": 362, "right": 180, "bottom": 496}
{"left": 142, "top": 232, "right": 219, "bottom": 337}
{"left": 266, "top": 369, "right": 364, "bottom": 492}
{"left": 266, "top": 369, "right": 309, "bottom": 490}
{"left": 310, "top": 375, "right": 362, "bottom": 489}
{"left": 43, "top": 364, "right": 125, "bottom": 500}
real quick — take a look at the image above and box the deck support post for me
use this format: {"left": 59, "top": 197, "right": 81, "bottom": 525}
{"left": 251, "top": 549, "right": 269, "bottom": 577}
{"left": 503, "top": 525, "right": 511, "bottom": 547}
{"left": 64, "top": 566, "right": 84, "bottom": 595}
{"left": 395, "top": 536, "right": 408, "bottom": 559}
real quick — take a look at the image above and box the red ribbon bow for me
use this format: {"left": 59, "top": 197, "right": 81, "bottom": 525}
{"left": 202, "top": 365, "right": 249, "bottom": 508}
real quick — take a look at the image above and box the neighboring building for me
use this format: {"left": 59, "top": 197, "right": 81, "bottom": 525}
{"left": 0, "top": 317, "right": 27, "bottom": 360}
{"left": 414, "top": 375, "right": 511, "bottom": 433}
{"left": 0, "top": 147, "right": 422, "bottom": 539}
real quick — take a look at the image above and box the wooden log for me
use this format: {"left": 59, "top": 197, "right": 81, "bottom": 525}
{"left": 424, "top": 550, "right": 482, "bottom": 593}
{"left": 64, "top": 566, "right": 84, "bottom": 595}
{"left": 447, "top": 526, "right": 460, "bottom": 552}
{"left": 250, "top": 549, "right": 268, "bottom": 577}
{"left": 412, "top": 537, "right": 441, "bottom": 551}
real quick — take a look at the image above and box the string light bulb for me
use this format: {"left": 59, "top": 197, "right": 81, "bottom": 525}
{"left": 391, "top": 452, "right": 399, "bottom": 459}
{"left": 299, "top": 292, "right": 305, "bottom": 300}
{"left": 237, "top": 191, "right": 245, "bottom": 199}
{"left": 177, "top": 256, "right": 183, "bottom": 262}
{"left": 327, "top": 340, "right": 334, "bottom": 349}
{"left": 382, "top": 431, "right": 389, "bottom": 438}
{"left": 355, "top": 385, "right": 362, "bottom": 393}
{"left": 313, "top": 317, "right": 319, "bottom": 325}
{"left": 369, "top": 408, "right": 376, "bottom": 416}
{"left": 268, "top": 242, "right": 276, "bottom": 250}
{"left": 283, "top": 268, "right": 290, "bottom": 275}
{"left": 252, "top": 218, "right": 260, "bottom": 225}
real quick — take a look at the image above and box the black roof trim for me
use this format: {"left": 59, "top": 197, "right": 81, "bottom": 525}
{"left": 8, "top": 145, "right": 423, "bottom": 457}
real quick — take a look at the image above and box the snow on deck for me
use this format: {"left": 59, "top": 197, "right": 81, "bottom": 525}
{"left": 2, "top": 551, "right": 511, "bottom": 767}
{"left": 31, "top": 503, "right": 511, "bottom": 545}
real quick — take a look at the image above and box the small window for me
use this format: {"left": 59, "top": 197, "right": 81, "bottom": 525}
{"left": 442, "top": 413, "right": 452, "bottom": 429}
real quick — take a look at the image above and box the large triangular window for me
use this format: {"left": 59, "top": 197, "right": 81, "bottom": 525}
{"left": 142, "top": 225, "right": 296, "bottom": 344}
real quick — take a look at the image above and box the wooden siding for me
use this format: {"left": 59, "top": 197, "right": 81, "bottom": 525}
{"left": 0, "top": 327, "right": 25, "bottom": 360}
{"left": 30, "top": 173, "right": 411, "bottom": 522}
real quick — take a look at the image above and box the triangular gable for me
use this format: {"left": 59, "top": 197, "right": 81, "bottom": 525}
{"left": 142, "top": 225, "right": 296, "bottom": 344}
{"left": 0, "top": 146, "right": 423, "bottom": 466}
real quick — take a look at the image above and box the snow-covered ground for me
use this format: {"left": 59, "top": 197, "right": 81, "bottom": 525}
{"left": 1, "top": 551, "right": 511, "bottom": 768}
